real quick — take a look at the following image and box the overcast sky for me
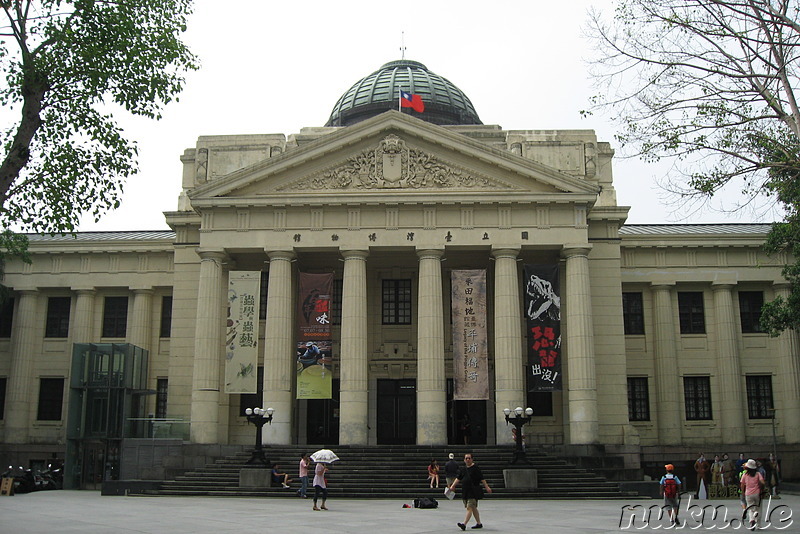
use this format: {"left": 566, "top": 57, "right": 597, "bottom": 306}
{"left": 76, "top": 0, "right": 771, "bottom": 232}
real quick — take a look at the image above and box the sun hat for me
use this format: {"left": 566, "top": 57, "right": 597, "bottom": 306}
{"left": 745, "top": 459, "right": 758, "bottom": 469}
{"left": 664, "top": 464, "right": 674, "bottom": 471}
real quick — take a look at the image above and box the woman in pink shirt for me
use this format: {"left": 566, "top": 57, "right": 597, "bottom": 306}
{"left": 740, "top": 459, "right": 764, "bottom": 529}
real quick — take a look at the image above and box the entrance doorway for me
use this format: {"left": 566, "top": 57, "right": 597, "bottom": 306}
{"left": 377, "top": 379, "right": 416, "bottom": 444}
{"left": 447, "top": 379, "right": 487, "bottom": 445}
{"left": 306, "top": 379, "right": 340, "bottom": 445}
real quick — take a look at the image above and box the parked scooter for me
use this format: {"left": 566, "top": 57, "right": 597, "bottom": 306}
{"left": 1, "top": 465, "right": 36, "bottom": 493}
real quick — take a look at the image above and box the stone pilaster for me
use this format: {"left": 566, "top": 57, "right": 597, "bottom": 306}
{"left": 263, "top": 250, "right": 296, "bottom": 445}
{"left": 416, "top": 248, "right": 446, "bottom": 445}
{"left": 492, "top": 248, "right": 525, "bottom": 443}
{"left": 339, "top": 249, "right": 369, "bottom": 445}
{"left": 774, "top": 284, "right": 800, "bottom": 442}
{"left": 130, "top": 288, "right": 154, "bottom": 351}
{"left": 563, "top": 245, "right": 598, "bottom": 444}
{"left": 72, "top": 288, "right": 96, "bottom": 342}
{"left": 651, "top": 284, "right": 682, "bottom": 444}
{"left": 4, "top": 290, "right": 39, "bottom": 443}
{"left": 712, "top": 283, "right": 746, "bottom": 441}
{"left": 190, "top": 250, "right": 226, "bottom": 444}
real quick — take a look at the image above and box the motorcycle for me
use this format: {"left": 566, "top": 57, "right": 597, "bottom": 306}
{"left": 1, "top": 465, "right": 36, "bottom": 494}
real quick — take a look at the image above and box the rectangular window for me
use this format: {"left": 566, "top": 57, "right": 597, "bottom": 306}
{"left": 0, "top": 297, "right": 14, "bottom": 338}
{"left": 622, "top": 292, "right": 645, "bottom": 335}
{"left": 526, "top": 391, "right": 554, "bottom": 417}
{"left": 0, "top": 377, "right": 6, "bottom": 420}
{"left": 102, "top": 296, "right": 129, "bottom": 338}
{"left": 259, "top": 271, "right": 268, "bottom": 320}
{"left": 155, "top": 378, "right": 169, "bottom": 419}
{"left": 160, "top": 296, "right": 173, "bottom": 338}
{"left": 331, "top": 279, "right": 343, "bottom": 325}
{"left": 739, "top": 291, "right": 764, "bottom": 334}
{"left": 45, "top": 296, "right": 71, "bottom": 338}
{"left": 37, "top": 377, "right": 65, "bottom": 421}
{"left": 239, "top": 366, "right": 264, "bottom": 416}
{"left": 382, "top": 279, "right": 412, "bottom": 325}
{"left": 684, "top": 376, "right": 712, "bottom": 420}
{"left": 678, "top": 292, "right": 706, "bottom": 334}
{"left": 746, "top": 375, "right": 774, "bottom": 419}
{"left": 627, "top": 377, "right": 650, "bottom": 421}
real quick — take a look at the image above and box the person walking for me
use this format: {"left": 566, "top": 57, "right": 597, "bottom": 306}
{"left": 659, "top": 464, "right": 682, "bottom": 525}
{"left": 312, "top": 460, "right": 329, "bottom": 511}
{"left": 297, "top": 453, "right": 310, "bottom": 498}
{"left": 449, "top": 452, "right": 492, "bottom": 530}
{"left": 740, "top": 458, "right": 765, "bottom": 530}
{"left": 445, "top": 453, "right": 459, "bottom": 489}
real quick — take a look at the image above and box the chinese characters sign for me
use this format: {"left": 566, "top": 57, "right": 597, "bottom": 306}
{"left": 296, "top": 272, "right": 333, "bottom": 399}
{"left": 451, "top": 269, "right": 489, "bottom": 400}
{"left": 225, "top": 271, "right": 261, "bottom": 394}
{"left": 524, "top": 264, "right": 562, "bottom": 392}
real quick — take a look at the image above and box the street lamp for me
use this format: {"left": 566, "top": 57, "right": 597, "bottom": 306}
{"left": 503, "top": 406, "right": 534, "bottom": 465}
{"left": 244, "top": 407, "right": 274, "bottom": 467}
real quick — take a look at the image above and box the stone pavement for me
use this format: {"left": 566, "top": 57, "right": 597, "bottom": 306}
{"left": 0, "top": 491, "right": 799, "bottom": 533}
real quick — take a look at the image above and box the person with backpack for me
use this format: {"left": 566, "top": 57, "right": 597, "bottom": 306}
{"left": 660, "top": 464, "right": 682, "bottom": 525}
{"left": 740, "top": 458, "right": 765, "bottom": 530}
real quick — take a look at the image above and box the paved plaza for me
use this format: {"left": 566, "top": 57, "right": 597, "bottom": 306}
{"left": 1, "top": 491, "right": 799, "bottom": 533}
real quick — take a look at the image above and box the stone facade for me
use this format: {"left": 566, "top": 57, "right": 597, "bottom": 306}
{"left": 0, "top": 111, "right": 795, "bottom": 479}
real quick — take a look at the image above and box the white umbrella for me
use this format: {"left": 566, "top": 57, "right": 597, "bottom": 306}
{"left": 311, "top": 449, "right": 339, "bottom": 463}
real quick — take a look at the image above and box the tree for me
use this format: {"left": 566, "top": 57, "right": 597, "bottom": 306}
{"left": 586, "top": 0, "right": 800, "bottom": 334}
{"left": 0, "top": 0, "right": 197, "bottom": 239}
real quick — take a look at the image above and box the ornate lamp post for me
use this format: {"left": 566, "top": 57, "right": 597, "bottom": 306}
{"left": 244, "top": 407, "right": 274, "bottom": 466}
{"left": 503, "top": 406, "right": 533, "bottom": 465}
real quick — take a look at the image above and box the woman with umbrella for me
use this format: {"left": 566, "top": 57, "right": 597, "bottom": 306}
{"left": 311, "top": 449, "right": 338, "bottom": 511}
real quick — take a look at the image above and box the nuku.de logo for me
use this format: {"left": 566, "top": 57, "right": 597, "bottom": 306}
{"left": 619, "top": 494, "right": 793, "bottom": 530}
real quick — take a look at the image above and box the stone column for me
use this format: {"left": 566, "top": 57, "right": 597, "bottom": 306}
{"left": 774, "top": 284, "right": 800, "bottom": 443}
{"left": 339, "top": 249, "right": 369, "bottom": 445}
{"left": 651, "top": 284, "right": 682, "bottom": 444}
{"left": 417, "top": 248, "right": 447, "bottom": 445}
{"left": 72, "top": 289, "right": 96, "bottom": 342}
{"left": 4, "top": 290, "right": 39, "bottom": 443}
{"left": 713, "top": 283, "right": 746, "bottom": 440}
{"left": 190, "top": 250, "right": 226, "bottom": 444}
{"left": 563, "top": 245, "right": 598, "bottom": 444}
{"left": 492, "top": 248, "right": 525, "bottom": 443}
{"left": 130, "top": 288, "right": 154, "bottom": 351}
{"left": 263, "top": 250, "right": 295, "bottom": 445}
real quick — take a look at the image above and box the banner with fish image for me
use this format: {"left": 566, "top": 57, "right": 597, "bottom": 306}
{"left": 225, "top": 271, "right": 261, "bottom": 394}
{"left": 296, "top": 272, "right": 333, "bottom": 399}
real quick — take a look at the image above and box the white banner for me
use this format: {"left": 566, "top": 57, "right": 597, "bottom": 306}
{"left": 225, "top": 271, "right": 261, "bottom": 394}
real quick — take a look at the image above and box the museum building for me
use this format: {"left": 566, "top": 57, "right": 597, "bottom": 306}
{"left": 0, "top": 60, "right": 797, "bottom": 486}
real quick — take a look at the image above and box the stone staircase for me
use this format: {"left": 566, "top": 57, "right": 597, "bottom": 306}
{"left": 142, "top": 445, "right": 638, "bottom": 499}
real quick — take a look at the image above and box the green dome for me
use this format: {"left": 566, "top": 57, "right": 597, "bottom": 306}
{"left": 325, "top": 60, "right": 482, "bottom": 127}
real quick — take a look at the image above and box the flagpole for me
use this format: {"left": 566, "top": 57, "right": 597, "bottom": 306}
{"left": 398, "top": 87, "right": 401, "bottom": 113}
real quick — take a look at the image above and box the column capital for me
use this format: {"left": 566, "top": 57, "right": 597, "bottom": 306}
{"left": 341, "top": 248, "right": 369, "bottom": 261}
{"left": 773, "top": 282, "right": 792, "bottom": 291}
{"left": 71, "top": 287, "right": 96, "bottom": 295}
{"left": 196, "top": 248, "right": 227, "bottom": 262}
{"left": 266, "top": 250, "right": 296, "bottom": 262}
{"left": 16, "top": 288, "right": 39, "bottom": 296}
{"left": 491, "top": 247, "right": 520, "bottom": 260}
{"left": 561, "top": 244, "right": 593, "bottom": 259}
{"left": 130, "top": 287, "right": 154, "bottom": 294}
{"left": 711, "top": 282, "right": 737, "bottom": 291}
{"left": 650, "top": 282, "right": 676, "bottom": 290}
{"left": 416, "top": 248, "right": 444, "bottom": 260}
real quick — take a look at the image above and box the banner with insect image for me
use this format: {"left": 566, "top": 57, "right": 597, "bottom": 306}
{"left": 524, "top": 264, "right": 562, "bottom": 392}
{"left": 296, "top": 272, "right": 333, "bottom": 399}
{"left": 451, "top": 269, "right": 489, "bottom": 400}
{"left": 225, "top": 271, "right": 261, "bottom": 394}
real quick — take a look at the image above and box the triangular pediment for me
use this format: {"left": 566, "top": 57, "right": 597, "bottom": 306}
{"left": 188, "top": 111, "right": 599, "bottom": 204}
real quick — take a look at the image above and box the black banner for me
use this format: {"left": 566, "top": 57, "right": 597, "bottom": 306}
{"left": 524, "top": 264, "right": 562, "bottom": 392}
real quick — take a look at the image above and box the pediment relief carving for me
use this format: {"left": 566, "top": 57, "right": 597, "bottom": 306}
{"left": 276, "top": 135, "right": 518, "bottom": 192}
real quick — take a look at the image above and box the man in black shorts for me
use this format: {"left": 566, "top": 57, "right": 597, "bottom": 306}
{"left": 448, "top": 453, "right": 492, "bottom": 530}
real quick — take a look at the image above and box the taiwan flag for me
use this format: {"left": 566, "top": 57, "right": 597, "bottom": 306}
{"left": 400, "top": 90, "right": 425, "bottom": 113}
